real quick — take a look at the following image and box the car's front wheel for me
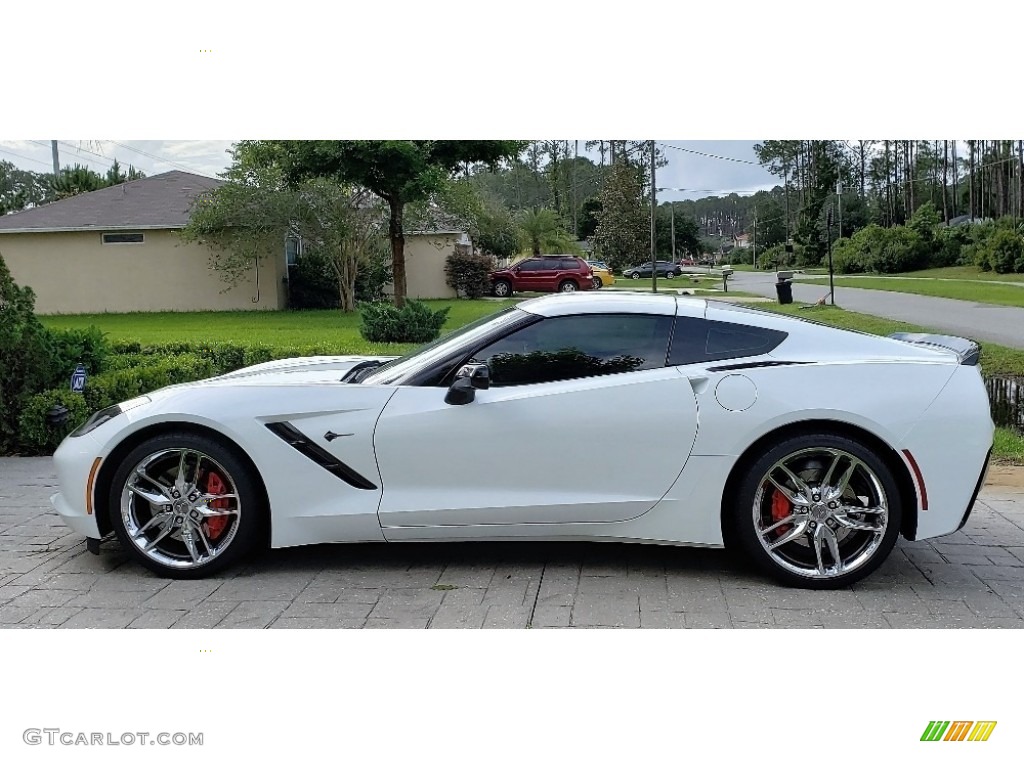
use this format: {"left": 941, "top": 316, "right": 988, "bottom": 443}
{"left": 631, "top": 272, "right": 640, "bottom": 280}
{"left": 492, "top": 279, "right": 512, "bottom": 298}
{"left": 593, "top": 276, "right": 603, "bottom": 289}
{"left": 731, "top": 433, "right": 902, "bottom": 589}
{"left": 108, "top": 431, "right": 266, "bottom": 579}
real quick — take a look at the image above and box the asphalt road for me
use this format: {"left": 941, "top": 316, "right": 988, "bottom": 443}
{"left": 728, "top": 271, "right": 1024, "bottom": 349}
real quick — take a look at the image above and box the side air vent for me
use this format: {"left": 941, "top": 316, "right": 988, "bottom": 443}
{"left": 265, "top": 422, "right": 378, "bottom": 490}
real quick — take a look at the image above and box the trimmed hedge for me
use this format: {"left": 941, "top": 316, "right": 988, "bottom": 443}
{"left": 15, "top": 340, "right": 399, "bottom": 454}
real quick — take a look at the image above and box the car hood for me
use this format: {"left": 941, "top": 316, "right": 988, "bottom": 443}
{"left": 146, "top": 355, "right": 398, "bottom": 399}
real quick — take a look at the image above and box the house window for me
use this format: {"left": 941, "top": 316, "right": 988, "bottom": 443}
{"left": 285, "top": 236, "right": 301, "bottom": 266}
{"left": 102, "top": 233, "right": 145, "bottom": 244}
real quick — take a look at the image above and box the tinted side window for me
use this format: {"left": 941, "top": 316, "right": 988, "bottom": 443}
{"left": 558, "top": 259, "right": 580, "bottom": 270}
{"left": 518, "top": 260, "right": 543, "bottom": 272}
{"left": 539, "top": 259, "right": 562, "bottom": 270}
{"left": 472, "top": 314, "right": 673, "bottom": 387}
{"left": 669, "top": 317, "right": 787, "bottom": 366}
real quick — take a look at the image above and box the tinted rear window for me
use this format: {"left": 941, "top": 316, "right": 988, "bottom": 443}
{"left": 669, "top": 317, "right": 788, "bottom": 365}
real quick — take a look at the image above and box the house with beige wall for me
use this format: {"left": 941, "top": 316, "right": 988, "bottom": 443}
{"left": 0, "top": 170, "right": 470, "bottom": 312}
{"left": 0, "top": 171, "right": 287, "bottom": 314}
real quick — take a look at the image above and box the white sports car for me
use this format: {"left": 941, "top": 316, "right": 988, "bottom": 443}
{"left": 51, "top": 293, "right": 994, "bottom": 588}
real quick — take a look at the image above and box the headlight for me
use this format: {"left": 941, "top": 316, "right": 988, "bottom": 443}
{"left": 69, "top": 396, "right": 150, "bottom": 437}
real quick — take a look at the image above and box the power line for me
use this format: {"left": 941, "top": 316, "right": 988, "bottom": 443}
{"left": 104, "top": 140, "right": 204, "bottom": 174}
{"left": 0, "top": 147, "right": 54, "bottom": 170}
{"left": 27, "top": 140, "right": 116, "bottom": 172}
{"left": 657, "top": 142, "right": 760, "bottom": 166}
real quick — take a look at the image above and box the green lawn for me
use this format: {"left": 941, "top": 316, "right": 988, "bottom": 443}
{"left": 796, "top": 276, "right": 1024, "bottom": 308}
{"left": 994, "top": 427, "right": 1024, "bottom": 464}
{"left": 886, "top": 266, "right": 1024, "bottom": 282}
{"left": 41, "top": 299, "right": 517, "bottom": 350}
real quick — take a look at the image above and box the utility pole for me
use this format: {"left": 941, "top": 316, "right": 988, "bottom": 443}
{"left": 670, "top": 203, "right": 676, "bottom": 262}
{"left": 650, "top": 140, "right": 657, "bottom": 293}
{"left": 572, "top": 140, "right": 579, "bottom": 237}
{"left": 50, "top": 141, "right": 60, "bottom": 176}
{"left": 752, "top": 211, "right": 757, "bottom": 269}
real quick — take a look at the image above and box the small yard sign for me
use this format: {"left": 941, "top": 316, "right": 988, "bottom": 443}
{"left": 70, "top": 364, "right": 87, "bottom": 394}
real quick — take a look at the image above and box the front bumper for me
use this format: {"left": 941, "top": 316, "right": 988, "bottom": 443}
{"left": 51, "top": 492, "right": 101, "bottom": 538}
{"left": 50, "top": 432, "right": 106, "bottom": 540}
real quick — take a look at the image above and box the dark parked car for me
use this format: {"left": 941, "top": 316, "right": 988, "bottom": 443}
{"left": 490, "top": 256, "right": 594, "bottom": 297}
{"left": 622, "top": 261, "right": 680, "bottom": 279}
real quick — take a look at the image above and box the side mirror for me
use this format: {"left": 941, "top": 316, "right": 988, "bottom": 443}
{"left": 445, "top": 363, "right": 491, "bottom": 405}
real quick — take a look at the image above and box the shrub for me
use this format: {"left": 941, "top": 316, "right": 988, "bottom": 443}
{"left": 831, "top": 237, "right": 870, "bottom": 274}
{"left": 287, "top": 248, "right": 339, "bottom": 309}
{"left": 445, "top": 251, "right": 494, "bottom": 298}
{"left": 0, "top": 252, "right": 65, "bottom": 452}
{"left": 17, "top": 392, "right": 91, "bottom": 455}
{"left": 984, "top": 229, "right": 1024, "bottom": 274}
{"left": 48, "top": 326, "right": 111, "bottom": 377}
{"left": 359, "top": 300, "right": 450, "bottom": 343}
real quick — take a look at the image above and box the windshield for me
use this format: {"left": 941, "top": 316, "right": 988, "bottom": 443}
{"left": 362, "top": 306, "right": 527, "bottom": 385}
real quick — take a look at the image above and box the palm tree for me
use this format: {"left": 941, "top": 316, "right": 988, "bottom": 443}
{"left": 516, "top": 207, "right": 575, "bottom": 255}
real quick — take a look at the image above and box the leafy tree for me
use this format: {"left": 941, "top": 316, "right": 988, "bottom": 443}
{"left": 181, "top": 173, "right": 298, "bottom": 288}
{"left": 0, "top": 161, "right": 51, "bottom": 214}
{"left": 295, "top": 181, "right": 389, "bottom": 311}
{"left": 593, "top": 163, "right": 648, "bottom": 271}
{"left": 242, "top": 140, "right": 527, "bottom": 306}
{"left": 104, "top": 159, "right": 145, "bottom": 186}
{"left": 578, "top": 197, "right": 602, "bottom": 241}
{"left": 50, "top": 164, "right": 108, "bottom": 200}
{"left": 655, "top": 205, "right": 701, "bottom": 258}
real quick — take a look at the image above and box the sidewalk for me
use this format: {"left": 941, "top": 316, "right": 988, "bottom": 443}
{"left": 3, "top": 457, "right": 1024, "bottom": 629}
{"left": 730, "top": 271, "right": 1024, "bottom": 349}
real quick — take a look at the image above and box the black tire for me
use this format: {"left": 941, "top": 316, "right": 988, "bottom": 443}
{"left": 667, "top": 270, "right": 678, "bottom": 278}
{"left": 631, "top": 272, "right": 641, "bottom": 280}
{"left": 593, "top": 276, "right": 603, "bottom": 289}
{"left": 492, "top": 280, "right": 513, "bottom": 298}
{"left": 108, "top": 431, "right": 267, "bottom": 579}
{"left": 558, "top": 280, "right": 578, "bottom": 293}
{"left": 730, "top": 433, "right": 902, "bottom": 589}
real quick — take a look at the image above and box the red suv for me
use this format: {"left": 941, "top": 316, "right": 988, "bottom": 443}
{"left": 490, "top": 256, "right": 594, "bottom": 297}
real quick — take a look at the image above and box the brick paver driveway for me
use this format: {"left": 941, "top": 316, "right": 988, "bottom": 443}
{"left": 3, "top": 457, "right": 1024, "bottom": 629}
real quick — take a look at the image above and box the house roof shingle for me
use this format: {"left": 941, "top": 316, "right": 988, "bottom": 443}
{"left": 0, "top": 170, "right": 223, "bottom": 233}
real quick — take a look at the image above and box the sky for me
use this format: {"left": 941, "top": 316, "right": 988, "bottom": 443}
{"left": 0, "top": 140, "right": 779, "bottom": 203}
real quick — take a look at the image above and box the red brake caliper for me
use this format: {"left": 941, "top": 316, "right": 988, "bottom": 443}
{"left": 204, "top": 471, "right": 230, "bottom": 540}
{"left": 771, "top": 489, "right": 792, "bottom": 537}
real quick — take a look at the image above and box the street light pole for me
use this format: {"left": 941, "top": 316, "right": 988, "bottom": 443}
{"left": 650, "top": 140, "right": 657, "bottom": 293}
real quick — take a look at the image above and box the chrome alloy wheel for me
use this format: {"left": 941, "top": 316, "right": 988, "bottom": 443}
{"left": 120, "top": 448, "right": 242, "bottom": 570}
{"left": 751, "top": 447, "right": 889, "bottom": 580}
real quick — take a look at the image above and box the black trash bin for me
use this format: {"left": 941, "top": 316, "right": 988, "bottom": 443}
{"left": 775, "top": 279, "right": 793, "bottom": 305}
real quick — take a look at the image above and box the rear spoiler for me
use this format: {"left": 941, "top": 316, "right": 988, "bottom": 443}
{"left": 889, "top": 332, "right": 981, "bottom": 365}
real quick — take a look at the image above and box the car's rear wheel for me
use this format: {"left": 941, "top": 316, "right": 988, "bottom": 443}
{"left": 493, "top": 279, "right": 512, "bottom": 298}
{"left": 558, "top": 280, "right": 578, "bottom": 293}
{"left": 731, "top": 433, "right": 901, "bottom": 589}
{"left": 667, "top": 270, "right": 678, "bottom": 278}
{"left": 593, "top": 276, "right": 603, "bottom": 289}
{"left": 108, "top": 431, "right": 266, "bottom": 579}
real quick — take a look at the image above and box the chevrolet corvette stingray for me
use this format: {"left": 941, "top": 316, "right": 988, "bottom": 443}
{"left": 51, "top": 293, "right": 993, "bottom": 588}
